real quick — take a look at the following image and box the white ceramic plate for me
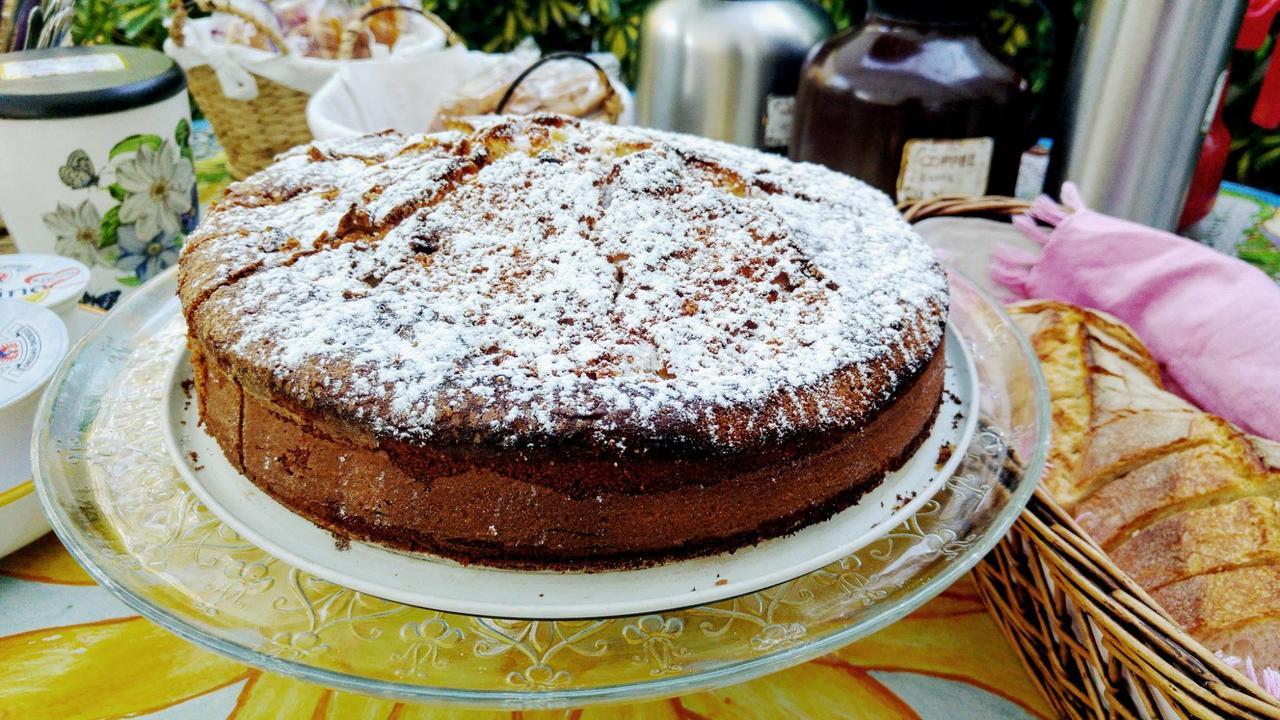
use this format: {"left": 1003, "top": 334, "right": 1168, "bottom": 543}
{"left": 162, "top": 329, "right": 978, "bottom": 619}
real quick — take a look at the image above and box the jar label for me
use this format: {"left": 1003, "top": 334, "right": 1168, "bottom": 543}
{"left": 0, "top": 255, "right": 89, "bottom": 311}
{"left": 896, "top": 137, "right": 994, "bottom": 203}
{"left": 0, "top": 321, "right": 42, "bottom": 378}
{"left": 0, "top": 53, "right": 126, "bottom": 81}
{"left": 0, "top": 302, "right": 66, "bottom": 410}
{"left": 763, "top": 96, "right": 795, "bottom": 149}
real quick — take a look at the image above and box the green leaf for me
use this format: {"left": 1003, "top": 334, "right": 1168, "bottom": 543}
{"left": 108, "top": 134, "right": 163, "bottom": 160}
{"left": 196, "top": 169, "right": 227, "bottom": 185}
{"left": 1237, "top": 153, "right": 1253, "bottom": 181}
{"left": 1237, "top": 235, "right": 1280, "bottom": 278}
{"left": 119, "top": 2, "right": 163, "bottom": 40}
{"left": 175, "top": 118, "right": 192, "bottom": 160}
{"left": 1257, "top": 146, "right": 1280, "bottom": 170}
{"left": 99, "top": 206, "right": 120, "bottom": 249}
{"left": 107, "top": 183, "right": 128, "bottom": 202}
{"left": 117, "top": 275, "right": 142, "bottom": 287}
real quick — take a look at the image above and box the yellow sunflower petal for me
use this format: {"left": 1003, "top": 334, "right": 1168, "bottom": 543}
{"left": 0, "top": 616, "right": 249, "bottom": 719}
{"left": 230, "top": 673, "right": 333, "bottom": 720}
{"left": 0, "top": 533, "right": 95, "bottom": 586}
{"left": 833, "top": 612, "right": 1052, "bottom": 718}
{"left": 322, "top": 690, "right": 402, "bottom": 720}
{"left": 577, "top": 702, "right": 678, "bottom": 720}
{"left": 907, "top": 578, "right": 986, "bottom": 619}
{"left": 676, "top": 661, "right": 921, "bottom": 719}
{"left": 385, "top": 702, "right": 518, "bottom": 719}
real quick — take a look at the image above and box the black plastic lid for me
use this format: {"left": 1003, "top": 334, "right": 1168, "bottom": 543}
{"left": 0, "top": 45, "right": 186, "bottom": 120}
{"left": 867, "top": 0, "right": 988, "bottom": 25}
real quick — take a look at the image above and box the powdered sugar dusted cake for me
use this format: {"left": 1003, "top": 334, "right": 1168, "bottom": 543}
{"left": 179, "top": 114, "right": 949, "bottom": 569}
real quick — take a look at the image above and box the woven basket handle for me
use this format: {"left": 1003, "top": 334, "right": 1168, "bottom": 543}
{"left": 169, "top": 0, "right": 290, "bottom": 55}
{"left": 898, "top": 195, "right": 1031, "bottom": 224}
{"left": 338, "top": 5, "right": 460, "bottom": 60}
{"left": 495, "top": 52, "right": 623, "bottom": 125}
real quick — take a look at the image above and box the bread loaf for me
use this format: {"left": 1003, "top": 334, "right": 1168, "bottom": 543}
{"left": 1007, "top": 300, "right": 1280, "bottom": 668}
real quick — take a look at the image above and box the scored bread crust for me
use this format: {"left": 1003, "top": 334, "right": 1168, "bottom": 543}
{"left": 180, "top": 115, "right": 949, "bottom": 568}
{"left": 1008, "top": 300, "right": 1280, "bottom": 668}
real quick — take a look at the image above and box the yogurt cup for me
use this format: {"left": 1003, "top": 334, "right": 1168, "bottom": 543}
{"left": 0, "top": 254, "right": 90, "bottom": 316}
{"left": 0, "top": 300, "right": 69, "bottom": 457}
{"left": 0, "top": 299, "right": 71, "bottom": 557}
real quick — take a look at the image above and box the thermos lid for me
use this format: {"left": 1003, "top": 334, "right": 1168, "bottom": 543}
{"left": 0, "top": 300, "right": 67, "bottom": 412}
{"left": 0, "top": 45, "right": 185, "bottom": 120}
{"left": 867, "top": 0, "right": 986, "bottom": 24}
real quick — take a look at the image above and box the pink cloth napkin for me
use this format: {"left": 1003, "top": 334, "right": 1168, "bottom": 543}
{"left": 991, "top": 184, "right": 1280, "bottom": 441}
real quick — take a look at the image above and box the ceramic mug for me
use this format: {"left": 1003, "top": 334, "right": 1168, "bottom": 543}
{"left": 0, "top": 47, "right": 195, "bottom": 311}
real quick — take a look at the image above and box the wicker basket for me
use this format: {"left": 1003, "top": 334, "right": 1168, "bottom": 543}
{"left": 170, "top": 1, "right": 457, "bottom": 180}
{"left": 904, "top": 196, "right": 1280, "bottom": 719}
{"left": 170, "top": 0, "right": 310, "bottom": 179}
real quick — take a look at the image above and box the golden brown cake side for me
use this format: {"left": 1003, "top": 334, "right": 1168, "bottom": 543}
{"left": 192, "top": 339, "right": 944, "bottom": 568}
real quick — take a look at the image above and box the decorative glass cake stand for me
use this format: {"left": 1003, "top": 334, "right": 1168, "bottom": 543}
{"left": 33, "top": 268, "right": 1049, "bottom": 708}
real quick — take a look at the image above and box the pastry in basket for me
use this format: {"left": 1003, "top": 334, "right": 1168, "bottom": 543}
{"left": 1008, "top": 300, "right": 1280, "bottom": 668}
{"left": 432, "top": 52, "right": 623, "bottom": 129}
{"left": 178, "top": 114, "right": 949, "bottom": 569}
{"left": 224, "top": 0, "right": 418, "bottom": 58}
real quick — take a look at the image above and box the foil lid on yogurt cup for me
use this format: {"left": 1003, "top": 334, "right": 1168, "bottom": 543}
{"left": 0, "top": 300, "right": 68, "bottom": 411}
{"left": 0, "top": 254, "right": 89, "bottom": 315}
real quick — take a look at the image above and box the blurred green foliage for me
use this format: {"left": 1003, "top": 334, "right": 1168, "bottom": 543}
{"left": 71, "top": 0, "right": 1280, "bottom": 192}
{"left": 1227, "top": 37, "right": 1280, "bottom": 191}
{"left": 73, "top": 0, "right": 169, "bottom": 48}
{"left": 1239, "top": 207, "right": 1280, "bottom": 277}
{"left": 986, "top": 0, "right": 1086, "bottom": 95}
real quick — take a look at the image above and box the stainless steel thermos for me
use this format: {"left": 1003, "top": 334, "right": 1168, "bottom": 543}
{"left": 635, "top": 0, "right": 833, "bottom": 151}
{"left": 1046, "top": 0, "right": 1247, "bottom": 230}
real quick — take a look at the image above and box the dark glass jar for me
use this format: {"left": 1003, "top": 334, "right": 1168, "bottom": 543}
{"left": 789, "top": 0, "right": 1029, "bottom": 201}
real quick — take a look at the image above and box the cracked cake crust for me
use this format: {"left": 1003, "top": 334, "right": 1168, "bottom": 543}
{"left": 179, "top": 115, "right": 949, "bottom": 568}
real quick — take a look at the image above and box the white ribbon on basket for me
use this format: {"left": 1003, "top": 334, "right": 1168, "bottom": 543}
{"left": 165, "top": 28, "right": 259, "bottom": 100}
{"left": 306, "top": 39, "right": 635, "bottom": 140}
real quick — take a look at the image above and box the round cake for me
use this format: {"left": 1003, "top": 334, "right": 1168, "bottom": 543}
{"left": 178, "top": 114, "right": 949, "bottom": 569}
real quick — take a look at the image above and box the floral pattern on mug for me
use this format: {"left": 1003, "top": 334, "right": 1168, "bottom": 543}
{"left": 41, "top": 119, "right": 196, "bottom": 289}
{"left": 113, "top": 222, "right": 181, "bottom": 284}
{"left": 42, "top": 200, "right": 104, "bottom": 268}
{"left": 115, "top": 141, "right": 195, "bottom": 242}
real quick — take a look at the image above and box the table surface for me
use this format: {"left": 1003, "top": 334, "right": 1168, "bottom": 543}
{"left": 0, "top": 535, "right": 1052, "bottom": 719}
{"left": 3, "top": 135, "right": 1277, "bottom": 718}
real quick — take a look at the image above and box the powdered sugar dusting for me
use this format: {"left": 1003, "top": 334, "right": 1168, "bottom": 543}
{"left": 184, "top": 115, "right": 947, "bottom": 448}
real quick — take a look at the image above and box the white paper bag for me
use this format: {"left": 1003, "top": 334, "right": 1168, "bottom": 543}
{"left": 306, "top": 44, "right": 479, "bottom": 139}
{"left": 306, "top": 42, "right": 634, "bottom": 140}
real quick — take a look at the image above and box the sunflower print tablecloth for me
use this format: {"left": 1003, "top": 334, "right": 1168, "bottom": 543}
{"left": 0, "top": 533, "right": 1052, "bottom": 719}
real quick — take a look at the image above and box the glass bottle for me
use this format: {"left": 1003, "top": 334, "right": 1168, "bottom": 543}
{"left": 789, "top": 0, "right": 1029, "bottom": 201}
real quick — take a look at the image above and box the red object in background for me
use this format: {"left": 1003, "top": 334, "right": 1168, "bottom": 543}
{"left": 1180, "top": 85, "right": 1232, "bottom": 228}
{"left": 1180, "top": 0, "right": 1280, "bottom": 229}
{"left": 1243, "top": 0, "right": 1280, "bottom": 128}
{"left": 1238, "top": 0, "right": 1280, "bottom": 50}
